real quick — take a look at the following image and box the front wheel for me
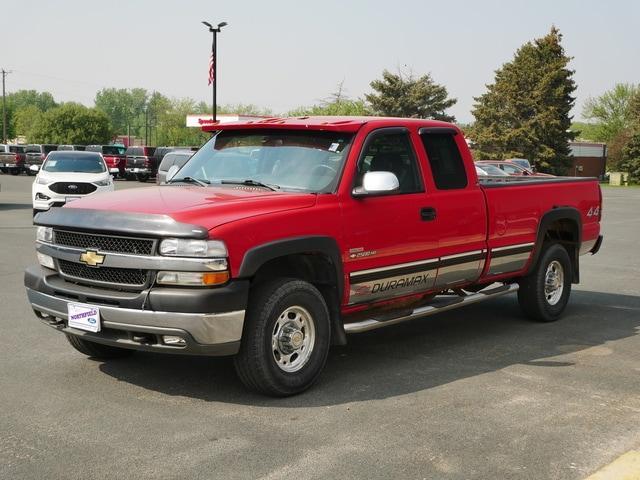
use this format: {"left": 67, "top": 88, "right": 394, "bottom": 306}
{"left": 234, "top": 278, "right": 331, "bottom": 396}
{"left": 517, "top": 243, "right": 572, "bottom": 322}
{"left": 65, "top": 334, "right": 134, "bottom": 359}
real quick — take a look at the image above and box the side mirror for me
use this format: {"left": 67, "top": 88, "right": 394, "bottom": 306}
{"left": 165, "top": 165, "right": 180, "bottom": 183}
{"left": 352, "top": 171, "right": 399, "bottom": 197}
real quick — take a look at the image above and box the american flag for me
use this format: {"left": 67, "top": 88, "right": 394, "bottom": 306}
{"left": 208, "top": 52, "right": 215, "bottom": 85}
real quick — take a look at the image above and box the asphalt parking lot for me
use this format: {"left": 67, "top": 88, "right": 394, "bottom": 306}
{"left": 1, "top": 175, "right": 639, "bottom": 480}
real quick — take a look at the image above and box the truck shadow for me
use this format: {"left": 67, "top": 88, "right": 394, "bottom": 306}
{"left": 98, "top": 290, "right": 640, "bottom": 406}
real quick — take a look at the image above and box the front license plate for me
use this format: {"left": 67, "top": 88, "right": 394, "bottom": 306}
{"left": 67, "top": 302, "right": 101, "bottom": 332}
{"left": 65, "top": 196, "right": 81, "bottom": 202}
{"left": 133, "top": 168, "right": 140, "bottom": 173}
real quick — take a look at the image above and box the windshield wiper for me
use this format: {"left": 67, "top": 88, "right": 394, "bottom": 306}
{"left": 220, "top": 179, "right": 279, "bottom": 191}
{"left": 168, "top": 176, "right": 210, "bottom": 187}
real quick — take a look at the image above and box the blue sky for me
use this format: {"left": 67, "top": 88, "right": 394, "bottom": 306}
{"left": 2, "top": 0, "right": 639, "bottom": 122}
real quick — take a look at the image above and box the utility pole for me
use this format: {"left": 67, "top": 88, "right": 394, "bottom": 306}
{"left": 1, "top": 69, "right": 10, "bottom": 144}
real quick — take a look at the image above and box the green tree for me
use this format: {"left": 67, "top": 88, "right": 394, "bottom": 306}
{"left": 287, "top": 81, "right": 370, "bottom": 117}
{"left": 94, "top": 88, "right": 148, "bottom": 136}
{"left": 8, "top": 90, "right": 56, "bottom": 112}
{"left": 2, "top": 90, "right": 57, "bottom": 140}
{"left": 365, "top": 69, "right": 456, "bottom": 121}
{"left": 582, "top": 83, "right": 640, "bottom": 142}
{"left": 470, "top": 27, "right": 577, "bottom": 174}
{"left": 219, "top": 103, "right": 273, "bottom": 116}
{"left": 620, "top": 132, "right": 640, "bottom": 183}
{"left": 13, "top": 105, "right": 41, "bottom": 139}
{"left": 155, "top": 98, "right": 210, "bottom": 146}
{"left": 30, "top": 103, "right": 112, "bottom": 144}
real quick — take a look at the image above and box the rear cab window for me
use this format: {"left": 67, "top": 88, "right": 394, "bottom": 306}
{"left": 419, "top": 129, "right": 468, "bottom": 190}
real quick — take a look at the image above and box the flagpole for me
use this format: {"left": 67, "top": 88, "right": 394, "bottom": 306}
{"left": 202, "top": 21, "right": 227, "bottom": 124}
{"left": 212, "top": 31, "right": 216, "bottom": 123}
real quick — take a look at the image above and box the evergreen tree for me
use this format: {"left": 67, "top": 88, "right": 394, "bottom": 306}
{"left": 470, "top": 27, "right": 577, "bottom": 174}
{"left": 365, "top": 70, "right": 456, "bottom": 121}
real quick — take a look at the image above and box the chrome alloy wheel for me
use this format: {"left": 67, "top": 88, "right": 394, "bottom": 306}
{"left": 544, "top": 260, "right": 564, "bottom": 306}
{"left": 271, "top": 305, "right": 316, "bottom": 373}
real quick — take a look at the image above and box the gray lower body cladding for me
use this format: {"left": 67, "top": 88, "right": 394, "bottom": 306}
{"left": 24, "top": 265, "right": 247, "bottom": 356}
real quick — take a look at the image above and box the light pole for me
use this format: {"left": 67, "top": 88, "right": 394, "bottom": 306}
{"left": 202, "top": 21, "right": 227, "bottom": 123}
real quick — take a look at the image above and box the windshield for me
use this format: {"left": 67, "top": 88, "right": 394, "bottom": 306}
{"left": 26, "top": 145, "right": 42, "bottom": 153}
{"left": 42, "top": 153, "right": 106, "bottom": 173}
{"left": 174, "top": 130, "right": 353, "bottom": 193}
{"left": 509, "top": 159, "right": 531, "bottom": 169}
{"left": 103, "top": 146, "right": 125, "bottom": 155}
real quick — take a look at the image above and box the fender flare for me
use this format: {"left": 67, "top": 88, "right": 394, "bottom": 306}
{"left": 238, "top": 236, "right": 346, "bottom": 344}
{"left": 528, "top": 207, "right": 582, "bottom": 282}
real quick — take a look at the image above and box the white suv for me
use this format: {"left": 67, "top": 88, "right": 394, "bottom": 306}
{"left": 32, "top": 151, "right": 114, "bottom": 215}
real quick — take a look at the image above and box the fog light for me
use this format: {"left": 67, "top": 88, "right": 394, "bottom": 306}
{"left": 162, "top": 335, "right": 186, "bottom": 346}
{"left": 35, "top": 192, "right": 51, "bottom": 201}
{"left": 37, "top": 252, "right": 55, "bottom": 269}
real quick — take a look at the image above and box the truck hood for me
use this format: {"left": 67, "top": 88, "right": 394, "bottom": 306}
{"left": 63, "top": 185, "right": 317, "bottom": 229}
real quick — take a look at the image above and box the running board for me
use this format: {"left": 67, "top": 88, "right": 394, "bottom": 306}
{"left": 343, "top": 283, "right": 519, "bottom": 334}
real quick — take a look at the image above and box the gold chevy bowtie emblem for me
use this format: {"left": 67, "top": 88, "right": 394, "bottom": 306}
{"left": 79, "top": 250, "right": 105, "bottom": 267}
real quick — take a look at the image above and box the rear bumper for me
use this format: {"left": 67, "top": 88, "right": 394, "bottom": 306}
{"left": 24, "top": 265, "right": 248, "bottom": 356}
{"left": 591, "top": 234, "right": 603, "bottom": 255}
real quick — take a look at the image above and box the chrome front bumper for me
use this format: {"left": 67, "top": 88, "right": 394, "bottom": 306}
{"left": 26, "top": 287, "right": 245, "bottom": 356}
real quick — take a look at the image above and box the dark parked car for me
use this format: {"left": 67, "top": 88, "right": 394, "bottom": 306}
{"left": 86, "top": 145, "right": 127, "bottom": 177}
{"left": 156, "top": 151, "right": 194, "bottom": 184}
{"left": 25, "top": 144, "right": 58, "bottom": 175}
{"left": 125, "top": 146, "right": 156, "bottom": 182}
{"left": 57, "top": 145, "right": 86, "bottom": 151}
{"left": 0, "top": 144, "right": 27, "bottom": 175}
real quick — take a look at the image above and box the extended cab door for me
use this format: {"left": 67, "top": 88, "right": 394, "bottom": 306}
{"left": 341, "top": 127, "right": 439, "bottom": 306}
{"left": 416, "top": 128, "right": 488, "bottom": 288}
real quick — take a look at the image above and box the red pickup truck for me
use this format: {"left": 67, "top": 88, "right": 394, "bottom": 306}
{"left": 25, "top": 116, "right": 603, "bottom": 396}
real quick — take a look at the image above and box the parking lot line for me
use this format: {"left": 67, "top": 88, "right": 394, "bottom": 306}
{"left": 585, "top": 451, "right": 640, "bottom": 480}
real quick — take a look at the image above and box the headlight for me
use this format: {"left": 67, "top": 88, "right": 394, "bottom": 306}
{"left": 156, "top": 271, "right": 230, "bottom": 286}
{"left": 36, "top": 176, "right": 49, "bottom": 185}
{"left": 159, "top": 238, "right": 227, "bottom": 257}
{"left": 93, "top": 178, "right": 112, "bottom": 186}
{"left": 36, "top": 226, "right": 53, "bottom": 243}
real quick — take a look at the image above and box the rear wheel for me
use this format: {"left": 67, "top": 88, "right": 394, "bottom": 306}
{"left": 234, "top": 278, "right": 331, "bottom": 396}
{"left": 65, "top": 334, "right": 134, "bottom": 359}
{"left": 10, "top": 168, "right": 19, "bottom": 175}
{"left": 518, "top": 243, "right": 572, "bottom": 322}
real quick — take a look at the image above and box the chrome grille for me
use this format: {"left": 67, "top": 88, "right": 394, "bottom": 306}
{"left": 54, "top": 230, "right": 155, "bottom": 255}
{"left": 58, "top": 259, "right": 148, "bottom": 287}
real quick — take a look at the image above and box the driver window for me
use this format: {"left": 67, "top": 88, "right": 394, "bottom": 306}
{"left": 355, "top": 131, "right": 423, "bottom": 194}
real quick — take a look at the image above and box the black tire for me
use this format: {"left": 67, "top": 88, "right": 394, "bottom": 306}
{"left": 136, "top": 173, "right": 149, "bottom": 182}
{"left": 518, "top": 243, "right": 572, "bottom": 322}
{"left": 65, "top": 334, "right": 134, "bottom": 359}
{"left": 26, "top": 169, "right": 36, "bottom": 176}
{"left": 10, "top": 168, "right": 19, "bottom": 176}
{"left": 234, "top": 278, "right": 331, "bottom": 396}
